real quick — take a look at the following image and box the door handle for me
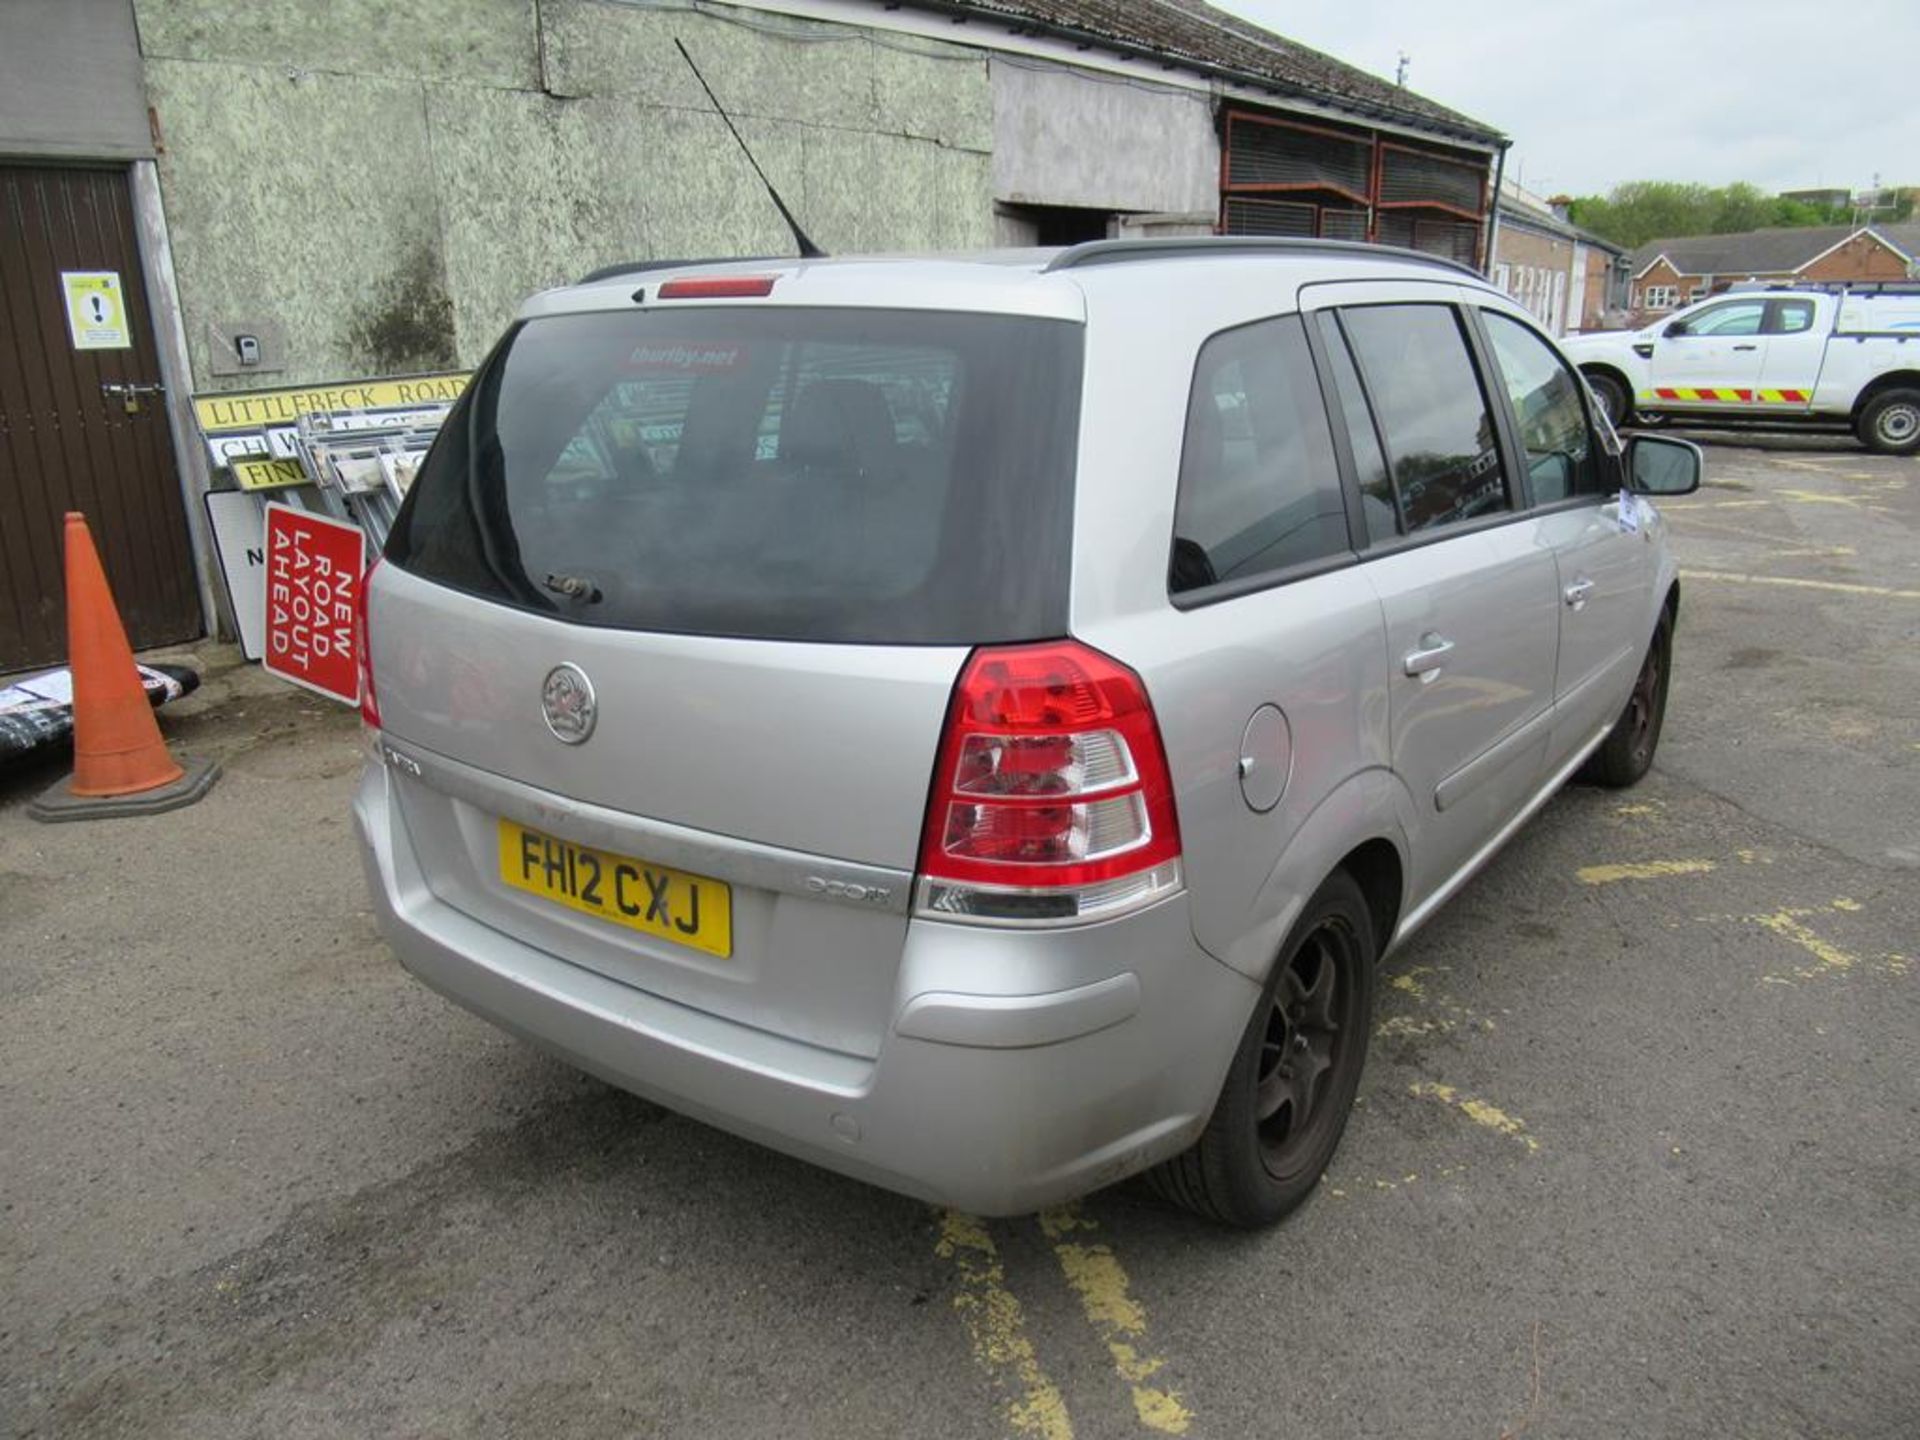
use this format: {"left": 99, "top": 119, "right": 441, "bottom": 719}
{"left": 1732, "top": 344, "right": 1759, "bottom": 352}
{"left": 1564, "top": 578, "right": 1595, "bottom": 610}
{"left": 1403, "top": 634, "right": 1454, "bottom": 682}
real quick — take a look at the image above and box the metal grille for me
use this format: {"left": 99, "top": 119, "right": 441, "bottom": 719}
{"left": 1379, "top": 214, "right": 1482, "bottom": 265}
{"left": 1319, "top": 208, "right": 1369, "bottom": 242}
{"left": 1380, "top": 147, "right": 1483, "bottom": 212}
{"left": 1224, "top": 119, "right": 1370, "bottom": 197}
{"left": 1222, "top": 197, "right": 1318, "bottom": 237}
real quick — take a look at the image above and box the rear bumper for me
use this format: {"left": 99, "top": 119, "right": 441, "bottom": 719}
{"left": 353, "top": 762, "right": 1259, "bottom": 1215}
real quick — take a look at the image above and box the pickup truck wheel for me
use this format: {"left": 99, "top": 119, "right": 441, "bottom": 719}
{"left": 1856, "top": 389, "right": 1920, "bottom": 456}
{"left": 1145, "top": 871, "right": 1374, "bottom": 1228}
{"left": 1585, "top": 371, "right": 1630, "bottom": 428}
{"left": 1581, "top": 609, "right": 1673, "bottom": 788}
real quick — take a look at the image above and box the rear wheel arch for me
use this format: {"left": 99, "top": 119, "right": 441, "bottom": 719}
{"left": 1850, "top": 370, "right": 1920, "bottom": 420}
{"left": 1338, "top": 837, "right": 1404, "bottom": 961}
{"left": 1851, "top": 375, "right": 1920, "bottom": 455}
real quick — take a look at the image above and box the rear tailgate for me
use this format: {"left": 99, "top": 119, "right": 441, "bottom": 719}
{"left": 372, "top": 563, "right": 964, "bottom": 1059}
{"left": 370, "top": 294, "right": 1083, "bottom": 1059}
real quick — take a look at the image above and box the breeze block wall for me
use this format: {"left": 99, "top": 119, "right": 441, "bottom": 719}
{"left": 134, "top": 0, "right": 996, "bottom": 391}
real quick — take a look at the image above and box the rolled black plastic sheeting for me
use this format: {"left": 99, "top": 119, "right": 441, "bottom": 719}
{"left": 0, "top": 664, "right": 200, "bottom": 766}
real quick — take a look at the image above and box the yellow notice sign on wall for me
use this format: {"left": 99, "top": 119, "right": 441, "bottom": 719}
{"left": 62, "top": 271, "right": 131, "bottom": 350}
{"left": 230, "top": 458, "right": 309, "bottom": 492}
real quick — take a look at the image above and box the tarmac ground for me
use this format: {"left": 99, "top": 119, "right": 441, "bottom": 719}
{"left": 2, "top": 432, "right": 1915, "bottom": 1439}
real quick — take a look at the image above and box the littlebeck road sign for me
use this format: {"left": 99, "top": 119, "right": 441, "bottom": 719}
{"left": 263, "top": 504, "right": 364, "bottom": 705}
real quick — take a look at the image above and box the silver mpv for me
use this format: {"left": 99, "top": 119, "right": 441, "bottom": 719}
{"left": 354, "top": 239, "right": 1701, "bottom": 1226}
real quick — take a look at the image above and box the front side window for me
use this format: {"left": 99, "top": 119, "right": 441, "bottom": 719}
{"left": 1339, "top": 304, "right": 1510, "bottom": 534}
{"left": 1682, "top": 301, "right": 1766, "bottom": 336}
{"left": 1169, "top": 315, "right": 1349, "bottom": 594}
{"left": 1481, "top": 311, "right": 1601, "bottom": 504}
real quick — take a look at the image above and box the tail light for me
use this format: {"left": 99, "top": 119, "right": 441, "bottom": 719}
{"left": 916, "top": 641, "right": 1183, "bottom": 924}
{"left": 355, "top": 555, "right": 382, "bottom": 728}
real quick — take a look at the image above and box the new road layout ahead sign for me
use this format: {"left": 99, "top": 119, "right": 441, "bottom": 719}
{"left": 263, "top": 504, "right": 364, "bottom": 706}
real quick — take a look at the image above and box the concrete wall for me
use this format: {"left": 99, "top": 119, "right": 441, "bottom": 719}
{"left": 0, "top": 0, "right": 152, "bottom": 161}
{"left": 990, "top": 58, "right": 1217, "bottom": 216}
{"left": 134, "top": 0, "right": 995, "bottom": 391}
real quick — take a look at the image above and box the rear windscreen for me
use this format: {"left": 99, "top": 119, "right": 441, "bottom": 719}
{"left": 384, "top": 306, "right": 1083, "bottom": 644}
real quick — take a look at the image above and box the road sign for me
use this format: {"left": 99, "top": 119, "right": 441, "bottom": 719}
{"left": 262, "top": 503, "right": 364, "bottom": 705}
{"left": 60, "top": 271, "right": 131, "bottom": 350}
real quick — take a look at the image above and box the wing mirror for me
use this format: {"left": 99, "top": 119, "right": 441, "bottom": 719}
{"left": 1627, "top": 434, "right": 1703, "bottom": 496}
{"left": 1663, "top": 319, "right": 1690, "bottom": 338}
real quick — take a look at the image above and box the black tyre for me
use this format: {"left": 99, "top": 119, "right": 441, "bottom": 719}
{"left": 1147, "top": 871, "right": 1375, "bottom": 1227}
{"left": 1585, "top": 370, "right": 1631, "bottom": 429}
{"left": 1855, "top": 388, "right": 1920, "bottom": 457}
{"left": 1581, "top": 608, "right": 1673, "bottom": 788}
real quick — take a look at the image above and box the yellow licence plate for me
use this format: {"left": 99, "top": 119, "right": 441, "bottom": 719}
{"left": 499, "top": 819, "right": 732, "bottom": 959}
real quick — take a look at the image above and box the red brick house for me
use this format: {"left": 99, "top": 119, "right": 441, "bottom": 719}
{"left": 1628, "top": 224, "right": 1919, "bottom": 320}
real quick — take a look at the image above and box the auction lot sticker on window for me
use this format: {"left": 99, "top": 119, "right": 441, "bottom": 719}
{"left": 263, "top": 504, "right": 365, "bottom": 705}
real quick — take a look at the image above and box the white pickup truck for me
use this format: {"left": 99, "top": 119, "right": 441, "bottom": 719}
{"left": 1561, "top": 284, "right": 1920, "bottom": 455}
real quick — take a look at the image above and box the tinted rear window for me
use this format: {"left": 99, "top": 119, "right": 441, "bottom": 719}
{"left": 386, "top": 307, "right": 1082, "bottom": 644}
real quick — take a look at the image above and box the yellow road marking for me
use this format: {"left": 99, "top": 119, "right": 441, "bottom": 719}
{"left": 1039, "top": 1207, "right": 1193, "bottom": 1435}
{"left": 1662, "top": 515, "right": 1819, "bottom": 547}
{"left": 1389, "top": 965, "right": 1439, "bottom": 999}
{"left": 1755, "top": 908, "right": 1858, "bottom": 979}
{"left": 1577, "top": 859, "right": 1716, "bottom": 885}
{"left": 1409, "top": 1082, "right": 1540, "bottom": 1152}
{"left": 1680, "top": 569, "right": 1920, "bottom": 601}
{"left": 1378, "top": 1014, "right": 1454, "bottom": 1038}
{"left": 1611, "top": 802, "right": 1662, "bottom": 817}
{"left": 1777, "top": 488, "right": 1866, "bottom": 508}
{"left": 935, "top": 1211, "right": 1075, "bottom": 1440}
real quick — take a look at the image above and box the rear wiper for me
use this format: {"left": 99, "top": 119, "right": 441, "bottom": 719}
{"left": 542, "top": 572, "right": 603, "bottom": 603}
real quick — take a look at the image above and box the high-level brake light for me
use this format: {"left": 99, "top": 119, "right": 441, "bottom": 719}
{"left": 655, "top": 275, "right": 778, "bottom": 300}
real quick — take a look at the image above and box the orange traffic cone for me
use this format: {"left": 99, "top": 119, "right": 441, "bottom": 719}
{"left": 28, "top": 512, "right": 219, "bottom": 822}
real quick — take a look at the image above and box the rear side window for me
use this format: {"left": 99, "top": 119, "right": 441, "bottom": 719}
{"left": 386, "top": 308, "right": 1082, "bottom": 644}
{"left": 1169, "top": 315, "right": 1349, "bottom": 595}
{"left": 1315, "top": 313, "right": 1400, "bottom": 544}
{"left": 1481, "top": 311, "right": 1601, "bottom": 504}
{"left": 1769, "top": 299, "right": 1815, "bottom": 334}
{"left": 1339, "top": 304, "right": 1510, "bottom": 533}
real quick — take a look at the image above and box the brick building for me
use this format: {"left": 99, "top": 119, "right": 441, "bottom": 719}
{"left": 1628, "top": 223, "right": 1920, "bottom": 320}
{"left": 1491, "top": 180, "right": 1628, "bottom": 335}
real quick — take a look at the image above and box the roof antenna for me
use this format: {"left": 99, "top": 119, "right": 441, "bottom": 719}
{"left": 674, "top": 38, "right": 825, "bottom": 260}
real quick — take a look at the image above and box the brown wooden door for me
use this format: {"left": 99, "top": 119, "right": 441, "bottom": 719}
{"left": 0, "top": 164, "right": 201, "bottom": 673}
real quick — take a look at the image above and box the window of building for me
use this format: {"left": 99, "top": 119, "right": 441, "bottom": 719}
{"left": 1481, "top": 311, "right": 1600, "bottom": 504}
{"left": 1642, "top": 285, "right": 1677, "bottom": 310}
{"left": 1169, "top": 315, "right": 1350, "bottom": 594}
{"left": 1338, "top": 304, "right": 1510, "bottom": 533}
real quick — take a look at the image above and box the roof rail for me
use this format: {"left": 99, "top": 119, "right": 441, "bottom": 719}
{"left": 574, "top": 255, "right": 780, "bottom": 285}
{"left": 1723, "top": 279, "right": 1920, "bottom": 296}
{"left": 1044, "top": 236, "right": 1484, "bottom": 280}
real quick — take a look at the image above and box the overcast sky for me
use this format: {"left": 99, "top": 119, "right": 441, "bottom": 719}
{"left": 1213, "top": 0, "right": 1920, "bottom": 198}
